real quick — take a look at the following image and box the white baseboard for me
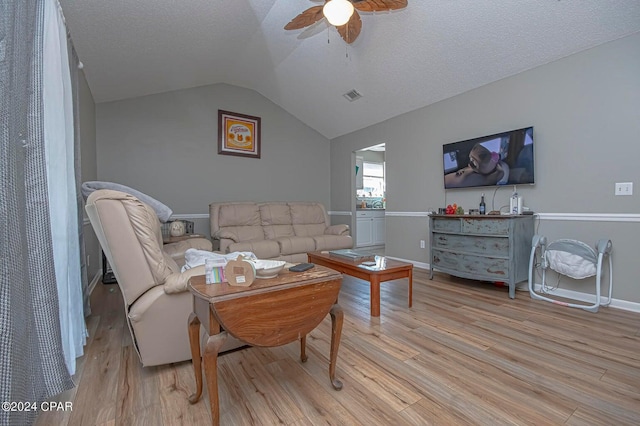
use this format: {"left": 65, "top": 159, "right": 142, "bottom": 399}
{"left": 530, "top": 283, "right": 640, "bottom": 313}
{"left": 385, "top": 256, "right": 430, "bottom": 271}
{"left": 88, "top": 269, "right": 102, "bottom": 295}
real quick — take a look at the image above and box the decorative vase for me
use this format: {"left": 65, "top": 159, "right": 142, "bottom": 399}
{"left": 169, "top": 221, "right": 185, "bottom": 237}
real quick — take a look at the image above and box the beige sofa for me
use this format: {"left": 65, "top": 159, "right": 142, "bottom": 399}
{"left": 210, "top": 201, "right": 352, "bottom": 263}
{"left": 86, "top": 189, "right": 243, "bottom": 366}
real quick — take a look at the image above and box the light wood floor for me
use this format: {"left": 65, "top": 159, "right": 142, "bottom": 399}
{"left": 37, "top": 269, "right": 640, "bottom": 425}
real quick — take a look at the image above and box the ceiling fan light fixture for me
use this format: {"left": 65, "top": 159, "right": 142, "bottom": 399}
{"left": 323, "top": 0, "right": 354, "bottom": 26}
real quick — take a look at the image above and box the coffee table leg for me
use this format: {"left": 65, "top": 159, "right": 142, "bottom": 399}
{"left": 188, "top": 312, "right": 203, "bottom": 404}
{"left": 300, "top": 335, "right": 308, "bottom": 362}
{"left": 203, "top": 332, "right": 227, "bottom": 426}
{"left": 329, "top": 303, "right": 343, "bottom": 390}
{"left": 370, "top": 276, "right": 381, "bottom": 317}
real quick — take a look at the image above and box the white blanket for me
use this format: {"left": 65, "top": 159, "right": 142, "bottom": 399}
{"left": 81, "top": 181, "right": 173, "bottom": 222}
{"left": 181, "top": 249, "right": 257, "bottom": 272}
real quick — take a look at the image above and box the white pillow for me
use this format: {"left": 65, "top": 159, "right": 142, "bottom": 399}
{"left": 546, "top": 250, "right": 597, "bottom": 279}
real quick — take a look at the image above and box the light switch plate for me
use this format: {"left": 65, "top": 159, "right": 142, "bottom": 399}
{"left": 615, "top": 182, "right": 633, "bottom": 196}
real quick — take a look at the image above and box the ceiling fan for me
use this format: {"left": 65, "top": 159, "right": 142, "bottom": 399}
{"left": 284, "top": 0, "right": 408, "bottom": 44}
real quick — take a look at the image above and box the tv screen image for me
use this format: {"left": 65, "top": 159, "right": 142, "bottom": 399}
{"left": 443, "top": 127, "right": 534, "bottom": 189}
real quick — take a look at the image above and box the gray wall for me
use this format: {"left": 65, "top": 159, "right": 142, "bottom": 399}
{"left": 79, "top": 70, "right": 100, "bottom": 284}
{"left": 96, "top": 83, "right": 331, "bottom": 235}
{"left": 331, "top": 33, "right": 640, "bottom": 304}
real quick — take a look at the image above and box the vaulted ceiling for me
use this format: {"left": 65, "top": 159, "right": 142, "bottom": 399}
{"left": 59, "top": 0, "right": 640, "bottom": 139}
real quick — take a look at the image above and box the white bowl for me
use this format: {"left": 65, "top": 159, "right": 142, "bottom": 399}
{"left": 252, "top": 260, "right": 286, "bottom": 279}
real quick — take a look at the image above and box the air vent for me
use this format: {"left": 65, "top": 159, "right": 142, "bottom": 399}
{"left": 343, "top": 89, "right": 362, "bottom": 102}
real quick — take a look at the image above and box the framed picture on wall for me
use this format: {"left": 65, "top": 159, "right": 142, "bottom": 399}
{"left": 218, "top": 110, "right": 261, "bottom": 158}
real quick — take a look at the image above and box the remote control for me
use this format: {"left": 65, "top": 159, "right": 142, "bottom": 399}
{"left": 289, "top": 263, "right": 314, "bottom": 272}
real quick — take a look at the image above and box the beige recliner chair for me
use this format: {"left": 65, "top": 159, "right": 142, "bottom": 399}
{"left": 85, "top": 189, "right": 241, "bottom": 366}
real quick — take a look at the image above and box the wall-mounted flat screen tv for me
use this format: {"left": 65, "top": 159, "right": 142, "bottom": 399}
{"left": 443, "top": 126, "right": 534, "bottom": 189}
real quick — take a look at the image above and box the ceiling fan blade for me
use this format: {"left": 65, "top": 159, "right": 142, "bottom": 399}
{"left": 336, "top": 11, "right": 362, "bottom": 44}
{"left": 284, "top": 6, "right": 325, "bottom": 30}
{"left": 352, "top": 0, "right": 408, "bottom": 13}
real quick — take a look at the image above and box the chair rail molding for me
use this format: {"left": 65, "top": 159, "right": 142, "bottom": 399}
{"left": 171, "top": 213, "right": 209, "bottom": 220}
{"left": 383, "top": 212, "right": 640, "bottom": 222}
{"left": 175, "top": 212, "right": 360, "bottom": 219}
{"left": 537, "top": 213, "right": 640, "bottom": 222}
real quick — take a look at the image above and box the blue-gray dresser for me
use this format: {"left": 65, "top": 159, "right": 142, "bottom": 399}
{"left": 429, "top": 214, "right": 535, "bottom": 298}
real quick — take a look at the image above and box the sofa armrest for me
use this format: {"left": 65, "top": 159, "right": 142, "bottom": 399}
{"left": 325, "top": 224, "right": 350, "bottom": 236}
{"left": 214, "top": 229, "right": 240, "bottom": 243}
{"left": 163, "top": 265, "right": 205, "bottom": 294}
{"left": 164, "top": 238, "right": 213, "bottom": 261}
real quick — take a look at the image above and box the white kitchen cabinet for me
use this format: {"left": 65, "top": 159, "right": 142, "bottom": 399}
{"left": 372, "top": 216, "right": 385, "bottom": 245}
{"left": 356, "top": 156, "right": 364, "bottom": 189}
{"left": 356, "top": 217, "right": 373, "bottom": 247}
{"left": 356, "top": 210, "right": 384, "bottom": 247}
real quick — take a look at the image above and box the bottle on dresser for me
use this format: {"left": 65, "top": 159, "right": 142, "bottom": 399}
{"left": 479, "top": 193, "right": 486, "bottom": 215}
{"left": 510, "top": 186, "right": 523, "bottom": 214}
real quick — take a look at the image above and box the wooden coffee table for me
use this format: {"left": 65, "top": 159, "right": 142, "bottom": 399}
{"left": 187, "top": 266, "right": 344, "bottom": 426}
{"left": 307, "top": 251, "right": 413, "bottom": 317}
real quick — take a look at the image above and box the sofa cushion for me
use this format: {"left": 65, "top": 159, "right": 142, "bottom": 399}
{"left": 290, "top": 203, "right": 328, "bottom": 236}
{"left": 228, "top": 239, "right": 280, "bottom": 259}
{"left": 290, "top": 203, "right": 327, "bottom": 224}
{"left": 217, "top": 203, "right": 261, "bottom": 227}
{"left": 259, "top": 203, "right": 293, "bottom": 225}
{"left": 313, "top": 235, "right": 354, "bottom": 251}
{"left": 276, "top": 236, "right": 316, "bottom": 256}
{"left": 263, "top": 225, "right": 295, "bottom": 240}
{"left": 293, "top": 223, "right": 326, "bottom": 237}
{"left": 260, "top": 203, "right": 295, "bottom": 240}
{"left": 215, "top": 226, "right": 264, "bottom": 243}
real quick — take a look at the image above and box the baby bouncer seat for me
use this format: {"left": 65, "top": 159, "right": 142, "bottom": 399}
{"left": 528, "top": 235, "right": 613, "bottom": 312}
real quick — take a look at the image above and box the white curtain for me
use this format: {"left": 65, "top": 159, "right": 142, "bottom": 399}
{"left": 42, "top": 0, "right": 87, "bottom": 376}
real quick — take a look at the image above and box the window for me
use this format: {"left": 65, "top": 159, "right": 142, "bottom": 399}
{"left": 357, "top": 161, "right": 385, "bottom": 197}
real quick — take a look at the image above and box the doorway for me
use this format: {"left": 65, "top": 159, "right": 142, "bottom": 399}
{"left": 354, "top": 143, "right": 385, "bottom": 250}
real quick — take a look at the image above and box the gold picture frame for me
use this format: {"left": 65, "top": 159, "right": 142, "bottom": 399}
{"left": 218, "top": 110, "right": 261, "bottom": 158}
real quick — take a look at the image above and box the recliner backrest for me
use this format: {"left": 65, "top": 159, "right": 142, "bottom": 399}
{"left": 86, "top": 189, "right": 180, "bottom": 305}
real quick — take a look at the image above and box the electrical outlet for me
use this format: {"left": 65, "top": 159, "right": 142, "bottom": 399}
{"left": 615, "top": 182, "right": 633, "bottom": 196}
{"left": 420, "top": 240, "right": 425, "bottom": 249}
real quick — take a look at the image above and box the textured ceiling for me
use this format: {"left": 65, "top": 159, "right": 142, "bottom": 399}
{"left": 59, "top": 0, "right": 640, "bottom": 139}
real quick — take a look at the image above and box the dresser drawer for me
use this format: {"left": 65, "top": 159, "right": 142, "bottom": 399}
{"left": 431, "top": 249, "right": 509, "bottom": 281}
{"left": 461, "top": 218, "right": 510, "bottom": 235}
{"left": 432, "top": 233, "right": 509, "bottom": 257}
{"left": 432, "top": 218, "right": 461, "bottom": 233}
